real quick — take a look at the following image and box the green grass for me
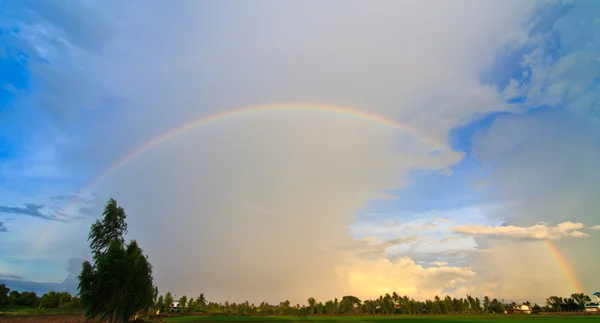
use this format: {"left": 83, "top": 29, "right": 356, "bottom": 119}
{"left": 163, "top": 315, "right": 600, "bottom": 323}
{"left": 0, "top": 306, "right": 84, "bottom": 316}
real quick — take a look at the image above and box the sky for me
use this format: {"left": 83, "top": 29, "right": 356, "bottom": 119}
{"left": 1, "top": 0, "right": 600, "bottom": 305}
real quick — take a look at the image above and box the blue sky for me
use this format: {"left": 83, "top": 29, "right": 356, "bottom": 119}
{"left": 1, "top": 0, "right": 600, "bottom": 304}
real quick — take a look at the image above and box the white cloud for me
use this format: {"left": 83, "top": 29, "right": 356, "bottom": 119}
{"left": 500, "top": 1, "right": 600, "bottom": 118}
{"left": 591, "top": 225, "right": 600, "bottom": 230}
{"left": 335, "top": 257, "right": 476, "bottom": 300}
{"left": 451, "top": 221, "right": 589, "bottom": 241}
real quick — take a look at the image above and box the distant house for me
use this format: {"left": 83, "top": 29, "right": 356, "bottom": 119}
{"left": 505, "top": 304, "right": 531, "bottom": 314}
{"left": 585, "top": 292, "right": 600, "bottom": 312}
{"left": 170, "top": 301, "right": 183, "bottom": 312}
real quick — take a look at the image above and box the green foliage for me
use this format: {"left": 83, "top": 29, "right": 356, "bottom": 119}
{"left": 13, "top": 291, "right": 38, "bottom": 307}
{"left": 196, "top": 293, "right": 207, "bottom": 308}
{"left": 571, "top": 293, "right": 592, "bottom": 311}
{"left": 8, "top": 290, "right": 20, "bottom": 306}
{"left": 39, "top": 291, "right": 73, "bottom": 308}
{"left": 340, "top": 295, "right": 361, "bottom": 314}
{"left": 179, "top": 295, "right": 188, "bottom": 308}
{"left": 157, "top": 295, "right": 165, "bottom": 313}
{"left": 0, "top": 289, "right": 82, "bottom": 314}
{"left": 545, "top": 294, "right": 591, "bottom": 312}
{"left": 164, "top": 292, "right": 174, "bottom": 312}
{"left": 78, "top": 198, "right": 155, "bottom": 323}
{"left": 88, "top": 198, "right": 128, "bottom": 259}
{"left": 153, "top": 290, "right": 592, "bottom": 317}
{"left": 307, "top": 297, "right": 316, "bottom": 314}
{"left": 0, "top": 284, "right": 10, "bottom": 308}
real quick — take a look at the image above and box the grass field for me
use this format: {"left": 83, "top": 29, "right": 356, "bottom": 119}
{"left": 163, "top": 315, "right": 600, "bottom": 323}
{"left": 0, "top": 306, "right": 83, "bottom": 316}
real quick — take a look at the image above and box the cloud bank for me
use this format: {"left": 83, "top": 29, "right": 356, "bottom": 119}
{"left": 451, "top": 222, "right": 590, "bottom": 241}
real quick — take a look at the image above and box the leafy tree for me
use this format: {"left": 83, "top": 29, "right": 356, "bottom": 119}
{"left": 187, "top": 297, "right": 195, "bottom": 309}
{"left": 307, "top": 297, "right": 316, "bottom": 314}
{"left": 39, "top": 291, "right": 72, "bottom": 308}
{"left": 179, "top": 295, "right": 187, "bottom": 308}
{"left": 15, "top": 291, "right": 38, "bottom": 307}
{"left": 88, "top": 198, "right": 127, "bottom": 259}
{"left": 8, "top": 290, "right": 20, "bottom": 305}
{"left": 78, "top": 198, "right": 155, "bottom": 322}
{"left": 571, "top": 293, "right": 591, "bottom": 311}
{"left": 546, "top": 296, "right": 564, "bottom": 312}
{"left": 563, "top": 297, "right": 579, "bottom": 311}
{"left": 156, "top": 295, "right": 164, "bottom": 313}
{"left": 340, "top": 295, "right": 361, "bottom": 314}
{"left": 0, "top": 284, "right": 10, "bottom": 308}
{"left": 164, "top": 292, "right": 174, "bottom": 312}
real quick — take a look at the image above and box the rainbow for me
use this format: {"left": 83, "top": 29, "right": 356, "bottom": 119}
{"left": 545, "top": 240, "right": 584, "bottom": 292}
{"left": 32, "top": 103, "right": 446, "bottom": 257}
{"left": 32, "top": 103, "right": 584, "bottom": 293}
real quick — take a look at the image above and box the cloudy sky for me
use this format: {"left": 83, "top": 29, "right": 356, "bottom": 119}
{"left": 1, "top": 0, "right": 599, "bottom": 304}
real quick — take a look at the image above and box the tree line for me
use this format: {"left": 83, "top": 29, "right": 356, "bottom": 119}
{"left": 2, "top": 283, "right": 593, "bottom": 316}
{"left": 2, "top": 199, "right": 594, "bottom": 321}
{"left": 150, "top": 292, "right": 593, "bottom": 315}
{"left": 0, "top": 286, "right": 82, "bottom": 310}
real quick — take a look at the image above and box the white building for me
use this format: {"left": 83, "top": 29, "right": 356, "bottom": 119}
{"left": 505, "top": 304, "right": 532, "bottom": 314}
{"left": 515, "top": 304, "right": 532, "bottom": 314}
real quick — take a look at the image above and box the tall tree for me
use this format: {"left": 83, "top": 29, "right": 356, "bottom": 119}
{"left": 546, "top": 296, "right": 564, "bottom": 312}
{"left": 196, "top": 293, "right": 207, "bottom": 308}
{"left": 156, "top": 295, "right": 164, "bottom": 313}
{"left": 179, "top": 295, "right": 188, "bottom": 308}
{"left": 89, "top": 198, "right": 127, "bottom": 259}
{"left": 164, "top": 292, "right": 174, "bottom": 312}
{"left": 78, "top": 198, "right": 155, "bottom": 323}
{"left": 340, "top": 295, "right": 361, "bottom": 314}
{"left": 571, "top": 293, "right": 591, "bottom": 311}
{"left": 0, "top": 284, "right": 9, "bottom": 308}
{"left": 307, "top": 297, "right": 316, "bottom": 315}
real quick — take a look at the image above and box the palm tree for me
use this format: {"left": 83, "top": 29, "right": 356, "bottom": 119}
{"left": 197, "top": 293, "right": 207, "bottom": 308}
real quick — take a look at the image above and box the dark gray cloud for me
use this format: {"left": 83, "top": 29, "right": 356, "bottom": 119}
{"left": 0, "top": 273, "right": 22, "bottom": 280}
{"left": 0, "top": 203, "right": 66, "bottom": 222}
